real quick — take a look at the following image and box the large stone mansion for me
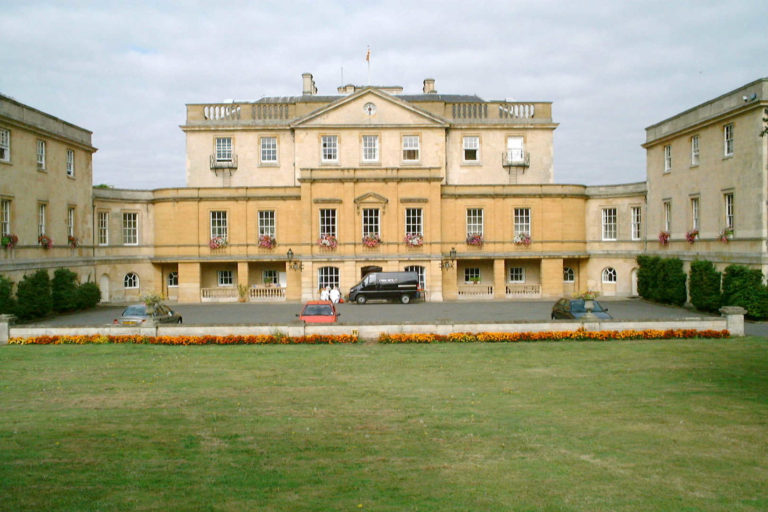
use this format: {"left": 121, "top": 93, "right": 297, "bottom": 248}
{"left": 1, "top": 75, "right": 766, "bottom": 303}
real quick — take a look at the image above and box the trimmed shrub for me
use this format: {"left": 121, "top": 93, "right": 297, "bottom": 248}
{"left": 0, "top": 275, "right": 16, "bottom": 315}
{"left": 52, "top": 268, "right": 79, "bottom": 313}
{"left": 689, "top": 260, "right": 722, "bottom": 312}
{"left": 722, "top": 265, "right": 768, "bottom": 319}
{"left": 15, "top": 270, "right": 52, "bottom": 321}
{"left": 636, "top": 255, "right": 660, "bottom": 300}
{"left": 75, "top": 282, "right": 101, "bottom": 310}
{"left": 657, "top": 258, "right": 687, "bottom": 306}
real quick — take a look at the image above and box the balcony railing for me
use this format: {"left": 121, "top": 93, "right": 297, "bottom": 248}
{"left": 201, "top": 287, "right": 238, "bottom": 302}
{"left": 200, "top": 286, "right": 286, "bottom": 302}
{"left": 505, "top": 283, "right": 541, "bottom": 298}
{"left": 449, "top": 102, "right": 542, "bottom": 120}
{"left": 457, "top": 284, "right": 494, "bottom": 299}
{"left": 209, "top": 154, "right": 238, "bottom": 170}
{"left": 502, "top": 151, "right": 530, "bottom": 168}
{"left": 249, "top": 286, "right": 286, "bottom": 302}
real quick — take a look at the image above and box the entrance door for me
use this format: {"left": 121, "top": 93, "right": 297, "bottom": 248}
{"left": 631, "top": 268, "right": 638, "bottom": 296}
{"left": 99, "top": 274, "right": 110, "bottom": 302}
{"left": 361, "top": 265, "right": 382, "bottom": 279}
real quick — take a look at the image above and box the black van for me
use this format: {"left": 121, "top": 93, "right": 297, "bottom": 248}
{"left": 348, "top": 271, "right": 420, "bottom": 304}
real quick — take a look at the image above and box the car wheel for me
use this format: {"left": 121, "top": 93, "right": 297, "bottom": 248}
{"left": 551, "top": 313, "right": 556, "bottom": 319}
{"left": 400, "top": 294, "right": 411, "bottom": 304}
{"left": 177, "top": 318, "right": 183, "bottom": 324}
{"left": 356, "top": 295, "right": 367, "bottom": 305}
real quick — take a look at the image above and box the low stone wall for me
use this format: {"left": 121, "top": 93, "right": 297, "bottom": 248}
{"left": 3, "top": 314, "right": 740, "bottom": 343}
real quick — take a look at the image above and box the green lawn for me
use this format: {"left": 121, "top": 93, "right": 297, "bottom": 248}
{"left": 1, "top": 340, "right": 767, "bottom": 511}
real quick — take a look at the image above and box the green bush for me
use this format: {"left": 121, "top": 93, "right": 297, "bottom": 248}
{"left": 722, "top": 265, "right": 768, "bottom": 319}
{"left": 75, "top": 282, "right": 101, "bottom": 310}
{"left": 15, "top": 270, "right": 52, "bottom": 321}
{"left": 637, "top": 255, "right": 686, "bottom": 305}
{"left": 0, "top": 275, "right": 16, "bottom": 315}
{"left": 636, "top": 255, "right": 660, "bottom": 300}
{"left": 52, "top": 268, "right": 79, "bottom": 313}
{"left": 689, "top": 260, "right": 722, "bottom": 312}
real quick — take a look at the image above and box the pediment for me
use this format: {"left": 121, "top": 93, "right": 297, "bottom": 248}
{"left": 354, "top": 191, "right": 389, "bottom": 213}
{"left": 292, "top": 89, "right": 448, "bottom": 128}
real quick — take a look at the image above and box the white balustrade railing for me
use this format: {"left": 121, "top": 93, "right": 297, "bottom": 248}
{"left": 457, "top": 284, "right": 494, "bottom": 298}
{"left": 249, "top": 286, "right": 286, "bottom": 302}
{"left": 505, "top": 283, "right": 542, "bottom": 297}
{"left": 201, "top": 287, "right": 238, "bottom": 302}
{"left": 203, "top": 104, "right": 242, "bottom": 121}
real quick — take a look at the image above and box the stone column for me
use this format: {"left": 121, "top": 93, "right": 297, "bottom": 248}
{"left": 719, "top": 306, "right": 746, "bottom": 336}
{"left": 540, "top": 258, "right": 564, "bottom": 298}
{"left": 177, "top": 262, "right": 202, "bottom": 303}
{"left": 493, "top": 258, "right": 506, "bottom": 299}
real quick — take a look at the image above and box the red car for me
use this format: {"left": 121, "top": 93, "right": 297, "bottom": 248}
{"left": 297, "top": 300, "right": 340, "bottom": 323}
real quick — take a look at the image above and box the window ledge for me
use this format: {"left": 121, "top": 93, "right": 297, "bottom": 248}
{"left": 258, "top": 162, "right": 280, "bottom": 167}
{"left": 723, "top": 155, "right": 734, "bottom": 160}
{"left": 461, "top": 161, "right": 482, "bottom": 166}
{"left": 689, "top": 164, "right": 699, "bottom": 169}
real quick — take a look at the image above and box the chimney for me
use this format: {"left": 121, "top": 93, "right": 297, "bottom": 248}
{"left": 423, "top": 78, "right": 436, "bottom": 94}
{"left": 302, "top": 73, "right": 317, "bottom": 96}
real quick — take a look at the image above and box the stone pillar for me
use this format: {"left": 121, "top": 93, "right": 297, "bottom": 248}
{"left": 442, "top": 262, "right": 458, "bottom": 300}
{"left": 237, "top": 262, "right": 249, "bottom": 288}
{"left": 0, "top": 314, "right": 13, "bottom": 344}
{"left": 285, "top": 261, "right": 303, "bottom": 301}
{"left": 177, "top": 262, "right": 202, "bottom": 303}
{"left": 719, "top": 306, "right": 746, "bottom": 336}
{"left": 540, "top": 258, "right": 564, "bottom": 298}
{"left": 493, "top": 258, "right": 506, "bottom": 299}
{"left": 428, "top": 260, "right": 443, "bottom": 302}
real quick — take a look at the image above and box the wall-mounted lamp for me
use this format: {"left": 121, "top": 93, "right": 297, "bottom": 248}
{"left": 287, "top": 248, "right": 303, "bottom": 271}
{"left": 439, "top": 247, "right": 457, "bottom": 270}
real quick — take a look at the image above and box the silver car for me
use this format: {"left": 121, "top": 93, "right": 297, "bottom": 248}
{"left": 114, "top": 303, "right": 183, "bottom": 325}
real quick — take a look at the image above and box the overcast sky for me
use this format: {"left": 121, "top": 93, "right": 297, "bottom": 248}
{"left": 1, "top": 0, "right": 765, "bottom": 189}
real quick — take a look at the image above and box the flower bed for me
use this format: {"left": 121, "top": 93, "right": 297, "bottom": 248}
{"left": 10, "top": 334, "right": 359, "bottom": 345}
{"left": 378, "top": 328, "right": 729, "bottom": 344}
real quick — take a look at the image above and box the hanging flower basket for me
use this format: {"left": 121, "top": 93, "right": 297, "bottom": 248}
{"left": 68, "top": 235, "right": 78, "bottom": 248}
{"left": 466, "top": 233, "right": 483, "bottom": 246}
{"left": 658, "top": 231, "right": 670, "bottom": 245}
{"left": 258, "top": 234, "right": 276, "bottom": 249}
{"left": 719, "top": 228, "right": 733, "bottom": 243}
{"left": 1, "top": 234, "right": 18, "bottom": 249}
{"left": 318, "top": 234, "right": 337, "bottom": 249}
{"left": 513, "top": 232, "right": 531, "bottom": 246}
{"left": 404, "top": 233, "right": 423, "bottom": 247}
{"left": 209, "top": 236, "right": 227, "bottom": 249}
{"left": 38, "top": 235, "right": 52, "bottom": 249}
{"left": 685, "top": 229, "right": 699, "bottom": 244}
{"left": 362, "top": 235, "right": 381, "bottom": 248}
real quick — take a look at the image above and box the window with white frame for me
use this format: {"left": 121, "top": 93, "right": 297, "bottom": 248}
{"left": 463, "top": 136, "right": 479, "bottom": 161}
{"left": 506, "top": 136, "right": 524, "bottom": 163}
{"left": 563, "top": 267, "right": 574, "bottom": 283}
{"left": 724, "top": 193, "right": 734, "bottom": 229}
{"left": 466, "top": 208, "right": 483, "bottom": 236}
{"left": 362, "top": 135, "right": 379, "bottom": 162}
{"left": 37, "top": 140, "right": 46, "bottom": 169}
{"left": 508, "top": 267, "right": 525, "bottom": 283}
{"left": 602, "top": 208, "right": 617, "bottom": 241}
{"left": 321, "top": 135, "right": 338, "bottom": 162}
{"left": 404, "top": 265, "right": 426, "bottom": 290}
{"left": 66, "top": 149, "right": 74, "bottom": 177}
{"left": 691, "top": 135, "right": 699, "bottom": 166}
{"left": 167, "top": 271, "right": 178, "bottom": 287}
{"left": 98, "top": 211, "right": 109, "bottom": 245}
{"left": 402, "top": 135, "right": 420, "bottom": 161}
{"left": 124, "top": 272, "right": 139, "bottom": 289}
{"left": 663, "top": 145, "right": 671, "bottom": 172}
{"left": 663, "top": 201, "right": 671, "bottom": 232}
{"left": 217, "top": 270, "right": 233, "bottom": 286}
{"left": 0, "top": 128, "right": 10, "bottom": 162}
{"left": 724, "top": 123, "right": 734, "bottom": 156}
{"left": 464, "top": 267, "right": 480, "bottom": 283}
{"left": 38, "top": 203, "right": 47, "bottom": 237}
{"left": 258, "top": 210, "right": 275, "bottom": 237}
{"left": 318, "top": 266, "right": 339, "bottom": 289}
{"left": 260, "top": 136, "right": 277, "bottom": 163}
{"left": 514, "top": 207, "right": 531, "bottom": 235}
{"left": 210, "top": 210, "right": 228, "bottom": 240}
{"left": 263, "top": 269, "right": 278, "bottom": 285}
{"left": 405, "top": 208, "right": 423, "bottom": 236}
{"left": 0, "top": 199, "right": 10, "bottom": 236}
{"left": 320, "top": 208, "right": 337, "bottom": 236}
{"left": 631, "top": 206, "right": 642, "bottom": 241}
{"left": 691, "top": 197, "right": 700, "bottom": 230}
{"left": 362, "top": 208, "right": 380, "bottom": 238}
{"left": 67, "top": 207, "right": 75, "bottom": 238}
{"left": 122, "top": 212, "right": 138, "bottom": 245}
{"left": 215, "top": 137, "right": 232, "bottom": 162}
{"left": 602, "top": 267, "right": 617, "bottom": 283}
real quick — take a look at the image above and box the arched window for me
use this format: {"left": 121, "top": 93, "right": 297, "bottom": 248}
{"left": 167, "top": 271, "right": 178, "bottom": 287}
{"left": 602, "top": 267, "right": 617, "bottom": 283}
{"left": 124, "top": 272, "right": 139, "bottom": 289}
{"left": 404, "top": 265, "right": 426, "bottom": 290}
{"left": 563, "top": 267, "right": 574, "bottom": 283}
{"left": 318, "top": 266, "right": 339, "bottom": 290}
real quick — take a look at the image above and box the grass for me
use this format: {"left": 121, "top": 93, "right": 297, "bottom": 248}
{"left": 1, "top": 339, "right": 767, "bottom": 511}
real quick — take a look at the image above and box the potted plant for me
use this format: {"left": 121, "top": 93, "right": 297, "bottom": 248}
{"left": 1, "top": 234, "right": 18, "bottom": 249}
{"left": 513, "top": 232, "right": 531, "bottom": 246}
{"left": 469, "top": 276, "right": 481, "bottom": 284}
{"left": 318, "top": 234, "right": 337, "bottom": 249}
{"left": 209, "top": 236, "right": 227, "bottom": 249}
{"left": 68, "top": 235, "right": 78, "bottom": 248}
{"left": 466, "top": 233, "right": 483, "bottom": 246}
{"left": 258, "top": 234, "right": 276, "bottom": 249}
{"left": 38, "top": 234, "right": 52, "bottom": 249}
{"left": 579, "top": 290, "right": 598, "bottom": 312}
{"left": 362, "top": 234, "right": 381, "bottom": 248}
{"left": 720, "top": 227, "right": 734, "bottom": 243}
{"left": 658, "top": 231, "right": 670, "bottom": 245}
{"left": 237, "top": 284, "right": 248, "bottom": 302}
{"left": 685, "top": 229, "right": 699, "bottom": 244}
{"left": 404, "top": 233, "right": 423, "bottom": 247}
